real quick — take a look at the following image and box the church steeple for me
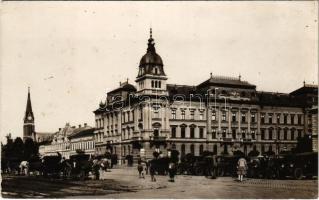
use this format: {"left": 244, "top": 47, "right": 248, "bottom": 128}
{"left": 23, "top": 87, "right": 35, "bottom": 141}
{"left": 25, "top": 87, "right": 33, "bottom": 117}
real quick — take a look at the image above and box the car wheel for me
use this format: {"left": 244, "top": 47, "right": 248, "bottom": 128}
{"left": 294, "top": 168, "right": 303, "bottom": 180}
{"left": 195, "top": 167, "right": 204, "bottom": 176}
{"left": 217, "top": 168, "right": 224, "bottom": 177}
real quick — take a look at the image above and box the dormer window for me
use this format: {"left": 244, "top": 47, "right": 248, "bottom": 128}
{"left": 155, "top": 68, "right": 158, "bottom": 74}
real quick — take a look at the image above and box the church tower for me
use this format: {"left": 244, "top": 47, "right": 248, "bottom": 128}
{"left": 135, "top": 28, "right": 168, "bottom": 96}
{"left": 23, "top": 87, "right": 35, "bottom": 141}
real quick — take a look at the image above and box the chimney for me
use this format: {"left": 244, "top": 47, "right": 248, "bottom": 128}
{"left": 84, "top": 123, "right": 87, "bottom": 127}
{"left": 79, "top": 124, "right": 81, "bottom": 128}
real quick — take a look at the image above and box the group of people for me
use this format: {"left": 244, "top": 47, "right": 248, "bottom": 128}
{"left": 137, "top": 158, "right": 177, "bottom": 182}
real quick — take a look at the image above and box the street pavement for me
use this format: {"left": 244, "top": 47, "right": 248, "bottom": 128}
{"left": 1, "top": 166, "right": 318, "bottom": 199}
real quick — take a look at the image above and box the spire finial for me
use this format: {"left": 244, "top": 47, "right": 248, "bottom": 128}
{"left": 150, "top": 27, "right": 152, "bottom": 39}
{"left": 303, "top": 80, "right": 306, "bottom": 86}
{"left": 210, "top": 72, "right": 213, "bottom": 78}
{"left": 239, "top": 73, "right": 241, "bottom": 81}
{"left": 28, "top": 86, "right": 30, "bottom": 93}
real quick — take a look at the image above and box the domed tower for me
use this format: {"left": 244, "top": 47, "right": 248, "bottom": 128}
{"left": 135, "top": 29, "right": 168, "bottom": 96}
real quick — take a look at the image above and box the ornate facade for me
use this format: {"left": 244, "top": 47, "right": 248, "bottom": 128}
{"left": 93, "top": 30, "right": 317, "bottom": 162}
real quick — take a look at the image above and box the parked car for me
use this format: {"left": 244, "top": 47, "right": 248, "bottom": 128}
{"left": 68, "top": 154, "right": 93, "bottom": 180}
{"left": 216, "top": 155, "right": 244, "bottom": 177}
{"left": 277, "top": 152, "right": 318, "bottom": 180}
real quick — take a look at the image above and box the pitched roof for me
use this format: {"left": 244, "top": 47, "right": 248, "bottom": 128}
{"left": 197, "top": 75, "right": 256, "bottom": 89}
{"left": 68, "top": 127, "right": 95, "bottom": 139}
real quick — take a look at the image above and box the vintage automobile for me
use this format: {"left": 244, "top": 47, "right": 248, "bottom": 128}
{"left": 248, "top": 155, "right": 280, "bottom": 179}
{"left": 177, "top": 153, "right": 218, "bottom": 177}
{"left": 276, "top": 152, "right": 318, "bottom": 180}
{"left": 216, "top": 155, "right": 243, "bottom": 177}
{"left": 151, "top": 156, "right": 170, "bottom": 175}
{"left": 68, "top": 154, "right": 93, "bottom": 180}
{"left": 42, "top": 155, "right": 64, "bottom": 178}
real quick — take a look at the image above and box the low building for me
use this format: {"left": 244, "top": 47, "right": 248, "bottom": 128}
{"left": 39, "top": 123, "right": 95, "bottom": 159}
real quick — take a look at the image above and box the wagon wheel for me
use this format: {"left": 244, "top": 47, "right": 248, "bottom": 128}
{"left": 195, "top": 167, "right": 204, "bottom": 176}
{"left": 217, "top": 168, "right": 224, "bottom": 177}
{"left": 79, "top": 170, "right": 86, "bottom": 181}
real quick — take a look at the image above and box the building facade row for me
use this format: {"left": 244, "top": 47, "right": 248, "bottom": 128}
{"left": 92, "top": 30, "right": 317, "bottom": 163}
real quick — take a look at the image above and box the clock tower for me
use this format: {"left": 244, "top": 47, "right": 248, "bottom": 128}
{"left": 23, "top": 87, "right": 35, "bottom": 141}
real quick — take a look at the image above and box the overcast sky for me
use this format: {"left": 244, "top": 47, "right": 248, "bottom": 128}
{"left": 0, "top": 1, "right": 318, "bottom": 142}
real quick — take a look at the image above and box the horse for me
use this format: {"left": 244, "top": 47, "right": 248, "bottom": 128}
{"left": 19, "top": 161, "right": 30, "bottom": 176}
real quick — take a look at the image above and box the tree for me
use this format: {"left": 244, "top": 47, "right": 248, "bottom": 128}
{"left": 12, "top": 137, "right": 24, "bottom": 160}
{"left": 248, "top": 150, "right": 260, "bottom": 157}
{"left": 24, "top": 138, "right": 39, "bottom": 160}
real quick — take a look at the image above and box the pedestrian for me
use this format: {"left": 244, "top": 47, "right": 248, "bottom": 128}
{"left": 237, "top": 157, "right": 248, "bottom": 182}
{"left": 92, "top": 158, "right": 100, "bottom": 180}
{"left": 145, "top": 159, "right": 150, "bottom": 175}
{"left": 137, "top": 159, "right": 145, "bottom": 178}
{"left": 149, "top": 160, "right": 156, "bottom": 182}
{"left": 168, "top": 162, "right": 176, "bottom": 182}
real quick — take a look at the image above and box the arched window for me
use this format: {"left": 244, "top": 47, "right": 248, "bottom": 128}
{"left": 213, "top": 144, "right": 217, "bottom": 154}
{"left": 181, "top": 144, "right": 185, "bottom": 157}
{"left": 151, "top": 81, "right": 154, "bottom": 88}
{"left": 159, "top": 81, "right": 161, "bottom": 88}
{"left": 199, "top": 145, "right": 204, "bottom": 155}
{"left": 190, "top": 144, "right": 195, "bottom": 155}
{"left": 155, "top": 68, "right": 158, "bottom": 74}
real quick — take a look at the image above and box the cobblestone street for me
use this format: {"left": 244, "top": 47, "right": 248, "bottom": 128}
{"left": 2, "top": 166, "right": 318, "bottom": 199}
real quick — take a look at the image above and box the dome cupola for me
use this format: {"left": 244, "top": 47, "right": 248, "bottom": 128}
{"left": 137, "top": 28, "right": 166, "bottom": 78}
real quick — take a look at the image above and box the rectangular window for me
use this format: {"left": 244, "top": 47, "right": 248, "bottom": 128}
{"left": 190, "top": 110, "right": 195, "bottom": 120}
{"left": 277, "top": 129, "right": 281, "bottom": 140}
{"left": 222, "top": 112, "right": 226, "bottom": 121}
{"left": 212, "top": 111, "right": 216, "bottom": 121}
{"left": 284, "top": 129, "right": 288, "bottom": 140}
{"left": 251, "top": 130, "right": 256, "bottom": 140}
{"left": 172, "top": 110, "right": 176, "bottom": 119}
{"left": 291, "top": 130, "right": 295, "bottom": 140}
{"left": 181, "top": 110, "right": 186, "bottom": 120}
{"left": 181, "top": 127, "right": 186, "bottom": 138}
{"left": 222, "top": 129, "right": 226, "bottom": 138}
{"left": 268, "top": 114, "right": 272, "bottom": 124}
{"left": 298, "top": 115, "right": 302, "bottom": 125}
{"left": 277, "top": 114, "right": 281, "bottom": 124}
{"left": 241, "top": 113, "right": 246, "bottom": 123}
{"left": 251, "top": 113, "right": 256, "bottom": 123}
{"left": 171, "top": 127, "right": 176, "bottom": 138}
{"left": 232, "top": 113, "right": 236, "bottom": 122}
{"left": 284, "top": 115, "right": 287, "bottom": 124}
{"left": 269, "top": 129, "right": 273, "bottom": 140}
{"left": 291, "top": 114, "right": 295, "bottom": 125}
{"left": 261, "top": 129, "right": 265, "bottom": 140}
{"left": 232, "top": 129, "right": 236, "bottom": 139}
{"left": 190, "top": 127, "right": 195, "bottom": 138}
{"left": 261, "top": 114, "right": 265, "bottom": 124}
{"left": 298, "top": 130, "right": 302, "bottom": 138}
{"left": 212, "top": 129, "right": 217, "bottom": 139}
{"left": 199, "top": 127, "right": 204, "bottom": 138}
{"left": 199, "top": 112, "right": 204, "bottom": 120}
{"left": 241, "top": 129, "right": 246, "bottom": 139}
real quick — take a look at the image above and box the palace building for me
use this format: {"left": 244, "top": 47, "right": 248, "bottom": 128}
{"left": 93, "top": 29, "right": 317, "bottom": 162}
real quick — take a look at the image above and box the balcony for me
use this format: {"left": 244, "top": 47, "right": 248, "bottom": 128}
{"left": 221, "top": 137, "right": 233, "bottom": 144}
{"left": 149, "top": 136, "right": 167, "bottom": 141}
